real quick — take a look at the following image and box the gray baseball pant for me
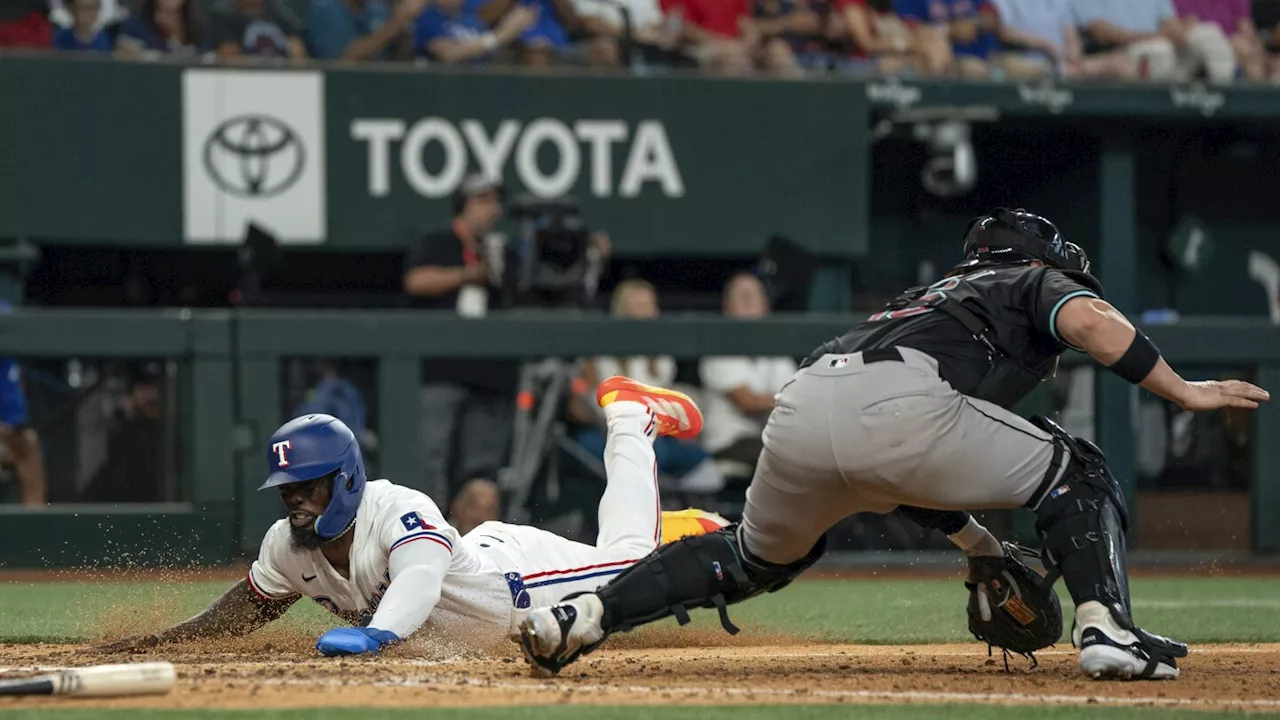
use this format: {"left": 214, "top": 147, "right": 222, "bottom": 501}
{"left": 740, "top": 347, "right": 1065, "bottom": 565}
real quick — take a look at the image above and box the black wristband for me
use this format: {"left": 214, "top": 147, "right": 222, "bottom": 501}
{"left": 1108, "top": 330, "right": 1160, "bottom": 384}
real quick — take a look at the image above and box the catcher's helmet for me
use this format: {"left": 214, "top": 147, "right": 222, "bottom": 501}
{"left": 955, "top": 208, "right": 1091, "bottom": 277}
{"left": 259, "top": 413, "right": 366, "bottom": 540}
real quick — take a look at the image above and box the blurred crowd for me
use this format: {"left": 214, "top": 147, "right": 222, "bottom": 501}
{"left": 1, "top": 0, "right": 1279, "bottom": 81}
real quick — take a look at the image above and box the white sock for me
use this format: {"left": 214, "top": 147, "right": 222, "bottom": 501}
{"left": 949, "top": 517, "right": 1003, "bottom": 558}
{"left": 597, "top": 400, "right": 660, "bottom": 552}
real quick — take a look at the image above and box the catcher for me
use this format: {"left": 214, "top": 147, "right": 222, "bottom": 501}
{"left": 517, "top": 209, "right": 1269, "bottom": 680}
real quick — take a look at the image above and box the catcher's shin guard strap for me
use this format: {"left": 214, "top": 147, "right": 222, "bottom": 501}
{"left": 595, "top": 526, "right": 826, "bottom": 637}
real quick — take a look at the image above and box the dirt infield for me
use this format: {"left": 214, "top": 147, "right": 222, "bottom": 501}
{"left": 2, "top": 632, "right": 1279, "bottom": 713}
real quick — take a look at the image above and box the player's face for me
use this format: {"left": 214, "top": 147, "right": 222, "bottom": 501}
{"left": 278, "top": 476, "right": 332, "bottom": 529}
{"left": 279, "top": 475, "right": 333, "bottom": 551}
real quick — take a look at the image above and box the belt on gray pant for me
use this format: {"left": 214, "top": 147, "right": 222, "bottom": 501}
{"left": 860, "top": 347, "right": 904, "bottom": 364}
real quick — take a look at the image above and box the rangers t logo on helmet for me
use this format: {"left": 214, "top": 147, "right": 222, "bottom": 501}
{"left": 272, "top": 440, "right": 292, "bottom": 467}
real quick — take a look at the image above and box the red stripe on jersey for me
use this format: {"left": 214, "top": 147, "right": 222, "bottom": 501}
{"left": 390, "top": 535, "right": 453, "bottom": 554}
{"left": 523, "top": 559, "right": 639, "bottom": 581}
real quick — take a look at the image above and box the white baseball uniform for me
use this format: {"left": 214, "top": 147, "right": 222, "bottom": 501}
{"left": 247, "top": 401, "right": 661, "bottom": 645}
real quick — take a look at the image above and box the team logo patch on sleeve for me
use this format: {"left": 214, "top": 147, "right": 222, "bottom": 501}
{"left": 399, "top": 511, "right": 436, "bottom": 531}
{"left": 505, "top": 572, "right": 531, "bottom": 609}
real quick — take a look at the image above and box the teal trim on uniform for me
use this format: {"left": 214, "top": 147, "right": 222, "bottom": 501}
{"left": 1049, "top": 290, "right": 1099, "bottom": 349}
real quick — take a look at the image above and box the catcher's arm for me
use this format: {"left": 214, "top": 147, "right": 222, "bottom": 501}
{"left": 93, "top": 579, "right": 297, "bottom": 653}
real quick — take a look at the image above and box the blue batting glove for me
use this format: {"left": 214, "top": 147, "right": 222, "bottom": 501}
{"left": 316, "top": 627, "right": 402, "bottom": 657}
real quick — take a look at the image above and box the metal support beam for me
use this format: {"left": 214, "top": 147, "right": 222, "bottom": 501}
{"left": 1096, "top": 137, "right": 1139, "bottom": 530}
{"left": 377, "top": 358, "right": 421, "bottom": 491}
{"left": 1254, "top": 364, "right": 1280, "bottom": 552}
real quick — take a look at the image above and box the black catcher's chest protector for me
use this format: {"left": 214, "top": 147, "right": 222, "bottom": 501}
{"left": 813, "top": 265, "right": 1101, "bottom": 409}
{"left": 872, "top": 276, "right": 1058, "bottom": 408}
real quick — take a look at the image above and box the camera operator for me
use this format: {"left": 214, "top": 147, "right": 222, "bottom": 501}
{"left": 403, "top": 173, "right": 516, "bottom": 504}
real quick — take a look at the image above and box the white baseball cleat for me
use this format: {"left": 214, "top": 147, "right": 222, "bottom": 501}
{"left": 518, "top": 593, "right": 606, "bottom": 676}
{"left": 1074, "top": 600, "right": 1187, "bottom": 680}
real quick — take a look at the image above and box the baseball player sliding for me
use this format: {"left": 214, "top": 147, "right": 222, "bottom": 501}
{"left": 98, "top": 376, "right": 724, "bottom": 657}
{"left": 518, "top": 208, "right": 1271, "bottom": 681}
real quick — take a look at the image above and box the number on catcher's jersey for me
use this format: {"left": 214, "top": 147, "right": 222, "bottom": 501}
{"left": 868, "top": 271, "right": 995, "bottom": 323}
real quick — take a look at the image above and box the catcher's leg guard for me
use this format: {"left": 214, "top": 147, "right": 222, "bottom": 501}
{"left": 1030, "top": 416, "right": 1131, "bottom": 613}
{"left": 596, "top": 524, "right": 826, "bottom": 636}
{"left": 1030, "top": 416, "right": 1187, "bottom": 679}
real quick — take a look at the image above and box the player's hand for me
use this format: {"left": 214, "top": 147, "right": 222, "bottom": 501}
{"left": 316, "top": 627, "right": 402, "bottom": 657}
{"left": 91, "top": 633, "right": 163, "bottom": 654}
{"left": 1176, "top": 380, "right": 1270, "bottom": 412}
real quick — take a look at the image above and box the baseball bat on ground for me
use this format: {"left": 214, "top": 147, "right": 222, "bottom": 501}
{"left": 0, "top": 662, "right": 175, "bottom": 697}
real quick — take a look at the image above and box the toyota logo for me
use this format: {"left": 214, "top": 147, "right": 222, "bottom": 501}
{"left": 203, "top": 115, "right": 305, "bottom": 198}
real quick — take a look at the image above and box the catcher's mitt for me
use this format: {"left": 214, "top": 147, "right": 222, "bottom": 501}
{"left": 965, "top": 542, "right": 1062, "bottom": 669}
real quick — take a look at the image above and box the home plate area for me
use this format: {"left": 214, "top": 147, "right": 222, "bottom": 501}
{"left": 2, "top": 630, "right": 1278, "bottom": 712}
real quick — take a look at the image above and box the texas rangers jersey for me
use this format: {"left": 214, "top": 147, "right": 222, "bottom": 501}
{"left": 248, "top": 480, "right": 513, "bottom": 634}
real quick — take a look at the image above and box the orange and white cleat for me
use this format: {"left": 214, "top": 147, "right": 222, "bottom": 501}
{"left": 597, "top": 376, "right": 704, "bottom": 440}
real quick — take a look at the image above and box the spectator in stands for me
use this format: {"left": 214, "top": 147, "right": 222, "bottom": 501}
{"left": 0, "top": 353, "right": 46, "bottom": 508}
{"left": 50, "top": 0, "right": 126, "bottom": 37}
{"left": 53, "top": 0, "right": 114, "bottom": 51}
{"left": 449, "top": 477, "right": 502, "bottom": 534}
{"left": 989, "top": 0, "right": 1133, "bottom": 79}
{"left": 1174, "top": 0, "right": 1267, "bottom": 81}
{"left": 210, "top": 0, "right": 308, "bottom": 62}
{"left": 307, "top": 0, "right": 426, "bottom": 60}
{"left": 572, "top": 0, "right": 675, "bottom": 66}
{"left": 570, "top": 279, "right": 726, "bottom": 495}
{"left": 894, "top": 0, "right": 997, "bottom": 78}
{"left": 0, "top": 0, "right": 52, "bottom": 48}
{"left": 698, "top": 273, "right": 796, "bottom": 468}
{"left": 414, "top": 0, "right": 537, "bottom": 63}
{"left": 404, "top": 174, "right": 516, "bottom": 504}
{"left": 293, "top": 360, "right": 367, "bottom": 442}
{"left": 83, "top": 367, "right": 164, "bottom": 503}
{"left": 751, "top": 0, "right": 826, "bottom": 71}
{"left": 476, "top": 0, "right": 580, "bottom": 66}
{"left": 662, "top": 0, "right": 798, "bottom": 75}
{"left": 1073, "top": 0, "right": 1236, "bottom": 83}
{"left": 116, "top": 0, "right": 205, "bottom": 57}
{"left": 829, "top": 0, "right": 949, "bottom": 75}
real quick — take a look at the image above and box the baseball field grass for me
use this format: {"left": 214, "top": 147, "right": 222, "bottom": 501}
{"left": 2, "top": 573, "right": 1279, "bottom": 718}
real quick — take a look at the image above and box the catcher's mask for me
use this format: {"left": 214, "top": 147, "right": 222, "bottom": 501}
{"left": 953, "top": 208, "right": 1091, "bottom": 278}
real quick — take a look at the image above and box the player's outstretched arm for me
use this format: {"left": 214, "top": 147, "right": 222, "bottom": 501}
{"left": 1055, "top": 296, "right": 1270, "bottom": 411}
{"left": 92, "top": 579, "right": 297, "bottom": 653}
{"left": 315, "top": 533, "right": 451, "bottom": 657}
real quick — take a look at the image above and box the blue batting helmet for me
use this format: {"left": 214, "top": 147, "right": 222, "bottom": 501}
{"left": 259, "top": 413, "right": 366, "bottom": 540}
